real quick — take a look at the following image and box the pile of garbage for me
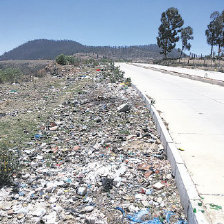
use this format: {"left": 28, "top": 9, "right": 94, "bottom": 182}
{"left": 0, "top": 64, "right": 186, "bottom": 223}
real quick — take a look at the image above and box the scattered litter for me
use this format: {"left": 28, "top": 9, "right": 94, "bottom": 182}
{"left": 0, "top": 62, "right": 186, "bottom": 223}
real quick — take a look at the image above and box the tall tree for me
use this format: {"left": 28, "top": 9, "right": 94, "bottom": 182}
{"left": 179, "top": 26, "right": 193, "bottom": 61}
{"left": 157, "top": 7, "right": 184, "bottom": 58}
{"left": 205, "top": 11, "right": 224, "bottom": 57}
{"left": 222, "top": 11, "right": 224, "bottom": 56}
{"left": 205, "top": 23, "right": 215, "bottom": 57}
{"left": 216, "top": 10, "right": 224, "bottom": 56}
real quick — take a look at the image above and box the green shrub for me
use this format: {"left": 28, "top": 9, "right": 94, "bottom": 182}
{"left": 0, "top": 68, "right": 22, "bottom": 83}
{"left": 66, "top": 56, "right": 75, "bottom": 65}
{"left": 0, "top": 143, "right": 21, "bottom": 186}
{"left": 56, "top": 54, "right": 81, "bottom": 66}
{"left": 125, "top": 77, "right": 132, "bottom": 86}
{"left": 56, "top": 54, "right": 67, "bottom": 65}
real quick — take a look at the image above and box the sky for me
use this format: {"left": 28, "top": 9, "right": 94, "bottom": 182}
{"left": 0, "top": 0, "right": 223, "bottom": 55}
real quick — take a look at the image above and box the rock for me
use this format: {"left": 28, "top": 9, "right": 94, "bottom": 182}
{"left": 142, "top": 200, "right": 150, "bottom": 207}
{"left": 46, "top": 182, "right": 56, "bottom": 193}
{"left": 49, "top": 126, "right": 58, "bottom": 131}
{"left": 17, "top": 213, "right": 24, "bottom": 219}
{"left": 137, "top": 163, "right": 151, "bottom": 171}
{"left": 49, "top": 197, "right": 57, "bottom": 203}
{"left": 101, "top": 177, "right": 113, "bottom": 192}
{"left": 117, "top": 103, "right": 131, "bottom": 112}
{"left": 135, "top": 193, "right": 144, "bottom": 200}
{"left": 7, "top": 210, "right": 14, "bottom": 215}
{"left": 22, "top": 173, "right": 30, "bottom": 180}
{"left": 73, "top": 145, "right": 80, "bottom": 151}
{"left": 83, "top": 197, "right": 93, "bottom": 203}
{"left": 157, "top": 197, "right": 163, "bottom": 203}
{"left": 153, "top": 182, "right": 164, "bottom": 190}
{"left": 129, "top": 204, "right": 139, "bottom": 212}
{"left": 82, "top": 206, "right": 94, "bottom": 213}
{"left": 33, "top": 207, "right": 46, "bottom": 217}
{"left": 144, "top": 170, "right": 153, "bottom": 178}
{"left": 166, "top": 174, "right": 172, "bottom": 180}
{"left": 77, "top": 186, "right": 87, "bottom": 196}
{"left": 43, "top": 211, "right": 57, "bottom": 223}
{"left": 94, "top": 117, "right": 102, "bottom": 123}
{"left": 2, "top": 202, "right": 12, "bottom": 210}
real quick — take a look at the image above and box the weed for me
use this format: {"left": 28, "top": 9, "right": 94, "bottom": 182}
{"left": 0, "top": 68, "right": 22, "bottom": 83}
{"left": 0, "top": 142, "right": 21, "bottom": 186}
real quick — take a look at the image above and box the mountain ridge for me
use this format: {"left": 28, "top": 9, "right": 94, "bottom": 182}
{"left": 0, "top": 39, "right": 181, "bottom": 61}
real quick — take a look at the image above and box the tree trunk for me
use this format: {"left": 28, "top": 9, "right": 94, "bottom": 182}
{"left": 211, "top": 44, "right": 213, "bottom": 66}
{"left": 164, "top": 50, "right": 167, "bottom": 59}
{"left": 179, "top": 46, "right": 184, "bottom": 63}
{"left": 211, "top": 44, "right": 213, "bottom": 58}
{"left": 218, "top": 44, "right": 221, "bottom": 57}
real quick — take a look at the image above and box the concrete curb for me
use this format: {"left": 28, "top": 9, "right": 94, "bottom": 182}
{"left": 133, "top": 84, "right": 209, "bottom": 224}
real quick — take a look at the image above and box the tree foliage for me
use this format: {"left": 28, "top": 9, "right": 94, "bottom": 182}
{"left": 205, "top": 11, "right": 224, "bottom": 57}
{"left": 180, "top": 26, "right": 193, "bottom": 59}
{"left": 157, "top": 7, "right": 184, "bottom": 58}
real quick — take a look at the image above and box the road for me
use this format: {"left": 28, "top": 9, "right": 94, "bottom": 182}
{"left": 134, "top": 63, "right": 224, "bottom": 82}
{"left": 117, "top": 63, "right": 224, "bottom": 223}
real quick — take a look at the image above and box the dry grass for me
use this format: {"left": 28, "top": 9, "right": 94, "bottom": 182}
{"left": 154, "top": 57, "right": 224, "bottom": 73}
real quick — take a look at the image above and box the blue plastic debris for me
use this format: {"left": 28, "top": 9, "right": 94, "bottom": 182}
{"left": 145, "top": 189, "right": 153, "bottom": 195}
{"left": 19, "top": 191, "right": 25, "bottom": 196}
{"left": 166, "top": 211, "right": 188, "bottom": 224}
{"left": 65, "top": 178, "right": 72, "bottom": 183}
{"left": 115, "top": 207, "right": 125, "bottom": 215}
{"left": 115, "top": 207, "right": 187, "bottom": 224}
{"left": 175, "top": 220, "right": 188, "bottom": 224}
{"left": 19, "top": 183, "right": 26, "bottom": 188}
{"left": 126, "top": 208, "right": 151, "bottom": 222}
{"left": 30, "top": 193, "right": 36, "bottom": 199}
{"left": 34, "top": 134, "right": 42, "bottom": 139}
{"left": 115, "top": 207, "right": 162, "bottom": 224}
{"left": 166, "top": 211, "right": 175, "bottom": 223}
{"left": 39, "top": 190, "right": 44, "bottom": 196}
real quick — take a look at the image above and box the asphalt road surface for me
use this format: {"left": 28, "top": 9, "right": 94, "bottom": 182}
{"left": 117, "top": 63, "right": 224, "bottom": 223}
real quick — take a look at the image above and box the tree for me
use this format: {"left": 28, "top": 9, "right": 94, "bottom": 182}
{"left": 205, "top": 11, "right": 224, "bottom": 57}
{"left": 179, "top": 26, "right": 193, "bottom": 61}
{"left": 216, "top": 11, "right": 224, "bottom": 56}
{"left": 157, "top": 7, "right": 184, "bottom": 58}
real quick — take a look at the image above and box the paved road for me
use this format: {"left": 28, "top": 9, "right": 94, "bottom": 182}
{"left": 134, "top": 63, "right": 224, "bottom": 82}
{"left": 117, "top": 63, "right": 224, "bottom": 223}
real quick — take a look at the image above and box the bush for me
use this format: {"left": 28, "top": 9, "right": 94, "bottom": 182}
{"left": 102, "top": 64, "right": 125, "bottom": 83}
{"left": 66, "top": 56, "right": 75, "bottom": 65}
{"left": 66, "top": 56, "right": 81, "bottom": 66}
{"left": 0, "top": 143, "right": 21, "bottom": 186}
{"left": 56, "top": 54, "right": 67, "bottom": 65}
{"left": 125, "top": 77, "right": 132, "bottom": 86}
{"left": 56, "top": 54, "right": 81, "bottom": 66}
{"left": 0, "top": 68, "right": 22, "bottom": 83}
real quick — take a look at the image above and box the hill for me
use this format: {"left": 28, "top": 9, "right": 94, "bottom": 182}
{"left": 0, "top": 39, "right": 181, "bottom": 61}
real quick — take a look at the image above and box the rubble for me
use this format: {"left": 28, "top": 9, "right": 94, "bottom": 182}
{"left": 0, "top": 62, "right": 186, "bottom": 223}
